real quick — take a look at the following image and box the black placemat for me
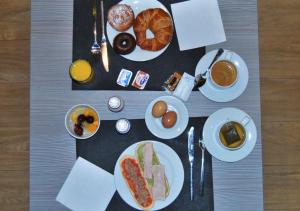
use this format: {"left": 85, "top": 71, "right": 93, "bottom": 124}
{"left": 76, "top": 117, "right": 214, "bottom": 211}
{"left": 72, "top": 0, "right": 205, "bottom": 91}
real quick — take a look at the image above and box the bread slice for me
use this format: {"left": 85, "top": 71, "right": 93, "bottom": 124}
{"left": 135, "top": 143, "right": 170, "bottom": 198}
{"left": 120, "top": 156, "right": 154, "bottom": 210}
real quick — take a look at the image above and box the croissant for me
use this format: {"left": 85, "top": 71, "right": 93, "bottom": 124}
{"left": 133, "top": 8, "right": 174, "bottom": 51}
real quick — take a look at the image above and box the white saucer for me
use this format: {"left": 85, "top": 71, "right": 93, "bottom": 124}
{"left": 145, "top": 96, "right": 189, "bottom": 139}
{"left": 106, "top": 0, "right": 172, "bottom": 62}
{"left": 195, "top": 49, "right": 249, "bottom": 102}
{"left": 203, "top": 107, "right": 257, "bottom": 162}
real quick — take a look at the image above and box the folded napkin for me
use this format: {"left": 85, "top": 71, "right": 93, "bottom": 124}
{"left": 171, "top": 0, "right": 226, "bottom": 51}
{"left": 56, "top": 157, "right": 116, "bottom": 211}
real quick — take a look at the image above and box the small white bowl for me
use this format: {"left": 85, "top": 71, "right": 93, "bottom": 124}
{"left": 65, "top": 104, "right": 100, "bottom": 140}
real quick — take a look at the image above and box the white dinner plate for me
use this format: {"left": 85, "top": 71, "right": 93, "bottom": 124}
{"left": 145, "top": 96, "right": 189, "bottom": 139}
{"left": 203, "top": 107, "right": 257, "bottom": 162}
{"left": 114, "top": 140, "right": 184, "bottom": 210}
{"left": 106, "top": 0, "right": 172, "bottom": 61}
{"left": 195, "top": 49, "right": 249, "bottom": 102}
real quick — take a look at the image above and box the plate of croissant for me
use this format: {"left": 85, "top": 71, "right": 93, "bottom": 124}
{"left": 106, "top": 0, "right": 174, "bottom": 61}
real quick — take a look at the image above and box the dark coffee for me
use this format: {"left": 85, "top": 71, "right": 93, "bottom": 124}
{"left": 211, "top": 60, "right": 237, "bottom": 87}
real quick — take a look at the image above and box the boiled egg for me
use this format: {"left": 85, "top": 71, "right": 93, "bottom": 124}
{"left": 152, "top": 101, "right": 168, "bottom": 118}
{"left": 162, "top": 111, "right": 177, "bottom": 128}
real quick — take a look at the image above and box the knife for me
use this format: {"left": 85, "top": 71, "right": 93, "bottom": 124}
{"left": 188, "top": 126, "right": 195, "bottom": 200}
{"left": 100, "top": 0, "right": 109, "bottom": 72}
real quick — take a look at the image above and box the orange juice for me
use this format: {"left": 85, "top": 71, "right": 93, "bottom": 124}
{"left": 69, "top": 60, "right": 94, "bottom": 83}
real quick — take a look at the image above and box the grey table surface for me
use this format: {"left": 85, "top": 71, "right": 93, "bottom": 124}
{"left": 30, "top": 0, "right": 263, "bottom": 210}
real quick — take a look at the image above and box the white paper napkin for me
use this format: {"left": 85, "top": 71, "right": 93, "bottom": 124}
{"left": 56, "top": 157, "right": 116, "bottom": 211}
{"left": 171, "top": 0, "right": 226, "bottom": 51}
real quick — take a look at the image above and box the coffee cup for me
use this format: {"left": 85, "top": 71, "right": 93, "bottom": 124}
{"left": 218, "top": 116, "right": 250, "bottom": 150}
{"left": 209, "top": 51, "right": 238, "bottom": 89}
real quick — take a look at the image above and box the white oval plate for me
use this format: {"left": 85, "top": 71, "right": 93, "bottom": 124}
{"left": 195, "top": 49, "right": 249, "bottom": 102}
{"left": 203, "top": 107, "right": 257, "bottom": 162}
{"left": 145, "top": 96, "right": 189, "bottom": 139}
{"left": 114, "top": 140, "right": 184, "bottom": 210}
{"left": 106, "top": 0, "right": 172, "bottom": 61}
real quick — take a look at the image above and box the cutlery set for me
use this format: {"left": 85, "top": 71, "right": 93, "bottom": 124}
{"left": 188, "top": 126, "right": 206, "bottom": 200}
{"left": 91, "top": 0, "right": 110, "bottom": 72}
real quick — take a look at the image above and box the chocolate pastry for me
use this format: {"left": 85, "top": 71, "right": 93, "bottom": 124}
{"left": 113, "top": 33, "right": 136, "bottom": 55}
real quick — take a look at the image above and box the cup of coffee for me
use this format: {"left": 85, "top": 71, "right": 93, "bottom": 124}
{"left": 218, "top": 116, "right": 250, "bottom": 150}
{"left": 210, "top": 51, "right": 238, "bottom": 88}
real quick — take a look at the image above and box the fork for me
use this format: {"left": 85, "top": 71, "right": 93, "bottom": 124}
{"left": 90, "top": 0, "right": 101, "bottom": 54}
{"left": 199, "top": 138, "right": 206, "bottom": 196}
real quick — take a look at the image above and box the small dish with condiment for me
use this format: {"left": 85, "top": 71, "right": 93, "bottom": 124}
{"left": 65, "top": 104, "right": 100, "bottom": 139}
{"left": 145, "top": 96, "right": 189, "bottom": 139}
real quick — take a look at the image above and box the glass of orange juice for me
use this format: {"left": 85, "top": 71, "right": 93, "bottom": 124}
{"left": 69, "top": 59, "right": 94, "bottom": 84}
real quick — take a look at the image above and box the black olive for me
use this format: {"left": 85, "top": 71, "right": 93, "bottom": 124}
{"left": 77, "top": 114, "right": 86, "bottom": 124}
{"left": 86, "top": 115, "right": 94, "bottom": 124}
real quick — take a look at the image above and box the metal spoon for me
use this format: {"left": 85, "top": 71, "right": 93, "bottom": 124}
{"left": 91, "top": 0, "right": 101, "bottom": 55}
{"left": 194, "top": 48, "right": 224, "bottom": 88}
